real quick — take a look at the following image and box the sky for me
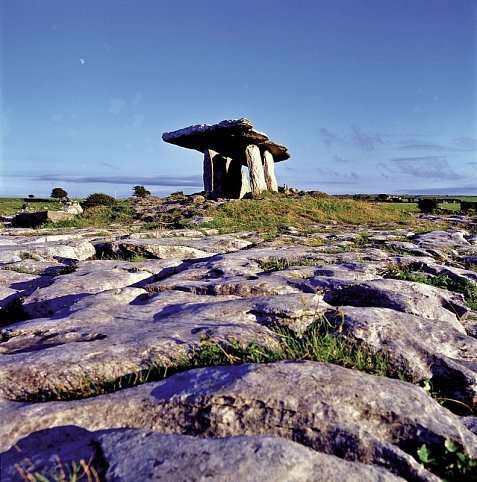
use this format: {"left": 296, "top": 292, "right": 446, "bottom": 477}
{"left": 1, "top": 0, "right": 476, "bottom": 198}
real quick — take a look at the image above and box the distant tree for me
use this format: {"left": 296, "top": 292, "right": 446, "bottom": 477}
{"left": 81, "top": 192, "right": 116, "bottom": 208}
{"left": 377, "top": 194, "right": 388, "bottom": 201}
{"left": 133, "top": 185, "right": 151, "bottom": 198}
{"left": 460, "top": 201, "right": 477, "bottom": 213}
{"left": 28, "top": 194, "right": 35, "bottom": 199}
{"left": 51, "top": 187, "right": 68, "bottom": 199}
{"left": 417, "top": 198, "right": 439, "bottom": 214}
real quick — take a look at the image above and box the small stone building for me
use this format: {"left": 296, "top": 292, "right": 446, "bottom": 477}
{"left": 162, "top": 118, "right": 290, "bottom": 198}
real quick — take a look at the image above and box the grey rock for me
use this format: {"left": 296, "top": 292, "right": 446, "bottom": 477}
{"left": 107, "top": 235, "right": 252, "bottom": 260}
{"left": 326, "top": 306, "right": 477, "bottom": 405}
{"left": 462, "top": 416, "right": 477, "bottom": 435}
{"left": 0, "top": 238, "right": 96, "bottom": 264}
{"left": 0, "top": 270, "right": 53, "bottom": 324}
{"left": 12, "top": 211, "right": 75, "bottom": 228}
{"left": 1, "top": 428, "right": 405, "bottom": 482}
{"left": 2, "top": 362, "right": 475, "bottom": 481}
{"left": 21, "top": 259, "right": 178, "bottom": 318}
{"left": 463, "top": 255, "right": 477, "bottom": 267}
{"left": 322, "top": 278, "right": 469, "bottom": 324}
{"left": 413, "top": 229, "right": 470, "bottom": 248}
{"left": 0, "top": 289, "right": 326, "bottom": 399}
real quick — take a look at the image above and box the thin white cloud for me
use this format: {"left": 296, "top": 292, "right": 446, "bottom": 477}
{"left": 453, "top": 137, "right": 477, "bottom": 151}
{"left": 391, "top": 156, "right": 464, "bottom": 180}
{"left": 320, "top": 125, "right": 384, "bottom": 151}
{"left": 333, "top": 155, "right": 353, "bottom": 164}
{"left": 109, "top": 98, "right": 126, "bottom": 115}
{"left": 32, "top": 174, "right": 203, "bottom": 187}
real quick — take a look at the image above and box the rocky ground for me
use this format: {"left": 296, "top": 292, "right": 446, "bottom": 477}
{"left": 0, "top": 208, "right": 476, "bottom": 481}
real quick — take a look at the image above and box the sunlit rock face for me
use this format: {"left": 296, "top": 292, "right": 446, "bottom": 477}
{"left": 1, "top": 214, "right": 477, "bottom": 481}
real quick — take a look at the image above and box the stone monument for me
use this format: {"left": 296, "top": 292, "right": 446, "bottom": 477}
{"left": 162, "top": 118, "right": 290, "bottom": 198}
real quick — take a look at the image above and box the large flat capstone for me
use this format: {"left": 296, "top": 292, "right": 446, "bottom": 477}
{"left": 162, "top": 118, "right": 290, "bottom": 163}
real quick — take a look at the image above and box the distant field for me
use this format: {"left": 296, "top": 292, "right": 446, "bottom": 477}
{"left": 453, "top": 196, "right": 477, "bottom": 202}
{"left": 382, "top": 202, "right": 464, "bottom": 213}
{"left": 0, "top": 198, "right": 63, "bottom": 216}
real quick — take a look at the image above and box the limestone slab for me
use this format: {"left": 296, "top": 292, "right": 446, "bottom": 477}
{"left": 2, "top": 362, "right": 475, "bottom": 481}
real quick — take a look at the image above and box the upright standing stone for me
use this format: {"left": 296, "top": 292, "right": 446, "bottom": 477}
{"left": 212, "top": 155, "right": 228, "bottom": 198}
{"left": 239, "top": 168, "right": 251, "bottom": 198}
{"left": 222, "top": 159, "right": 245, "bottom": 198}
{"left": 245, "top": 145, "right": 267, "bottom": 195}
{"left": 203, "top": 149, "right": 217, "bottom": 193}
{"left": 262, "top": 150, "right": 278, "bottom": 192}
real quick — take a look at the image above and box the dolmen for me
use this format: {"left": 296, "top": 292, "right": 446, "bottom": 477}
{"left": 162, "top": 118, "right": 290, "bottom": 198}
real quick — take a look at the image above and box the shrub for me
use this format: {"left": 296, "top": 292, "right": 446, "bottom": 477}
{"left": 51, "top": 187, "right": 68, "bottom": 199}
{"left": 133, "top": 185, "right": 151, "bottom": 198}
{"left": 81, "top": 193, "right": 116, "bottom": 208}
{"left": 460, "top": 201, "right": 477, "bottom": 213}
{"left": 417, "top": 198, "right": 439, "bottom": 214}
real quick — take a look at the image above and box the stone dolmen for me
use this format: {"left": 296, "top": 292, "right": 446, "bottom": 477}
{"left": 162, "top": 118, "right": 290, "bottom": 198}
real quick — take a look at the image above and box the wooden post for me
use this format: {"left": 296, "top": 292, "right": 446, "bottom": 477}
{"left": 245, "top": 144, "right": 267, "bottom": 195}
{"left": 262, "top": 150, "right": 278, "bottom": 192}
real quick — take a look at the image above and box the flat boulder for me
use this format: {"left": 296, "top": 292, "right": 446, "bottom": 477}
{"left": 2, "top": 362, "right": 476, "bottom": 481}
{"left": 2, "top": 428, "right": 405, "bottom": 482}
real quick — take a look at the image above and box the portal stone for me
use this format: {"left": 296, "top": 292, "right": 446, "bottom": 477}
{"left": 246, "top": 145, "right": 268, "bottom": 195}
{"left": 263, "top": 150, "right": 278, "bottom": 192}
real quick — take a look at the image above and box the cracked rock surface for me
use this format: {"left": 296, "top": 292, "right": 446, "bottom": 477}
{"left": 1, "top": 218, "right": 477, "bottom": 481}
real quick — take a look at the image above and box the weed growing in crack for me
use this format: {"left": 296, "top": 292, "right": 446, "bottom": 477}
{"left": 415, "top": 438, "right": 477, "bottom": 482}
{"left": 22, "top": 317, "right": 407, "bottom": 403}
{"left": 15, "top": 455, "right": 100, "bottom": 482}
{"left": 384, "top": 265, "right": 477, "bottom": 310}
{"left": 257, "top": 257, "right": 322, "bottom": 272}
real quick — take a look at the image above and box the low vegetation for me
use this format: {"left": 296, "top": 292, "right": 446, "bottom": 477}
{"left": 23, "top": 316, "right": 407, "bottom": 403}
{"left": 0, "top": 198, "right": 63, "bottom": 216}
{"left": 197, "top": 192, "right": 409, "bottom": 234}
{"left": 384, "top": 264, "right": 477, "bottom": 310}
{"left": 416, "top": 438, "right": 477, "bottom": 482}
{"left": 81, "top": 193, "right": 117, "bottom": 208}
{"left": 15, "top": 456, "right": 100, "bottom": 482}
{"left": 48, "top": 202, "right": 134, "bottom": 229}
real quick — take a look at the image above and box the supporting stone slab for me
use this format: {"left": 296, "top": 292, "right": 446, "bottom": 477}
{"left": 203, "top": 149, "right": 217, "bottom": 193}
{"left": 239, "top": 169, "right": 251, "bottom": 199}
{"left": 246, "top": 145, "right": 268, "bottom": 195}
{"left": 263, "top": 150, "right": 278, "bottom": 192}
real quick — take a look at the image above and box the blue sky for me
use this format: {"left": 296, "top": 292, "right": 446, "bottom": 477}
{"left": 1, "top": 0, "right": 476, "bottom": 198}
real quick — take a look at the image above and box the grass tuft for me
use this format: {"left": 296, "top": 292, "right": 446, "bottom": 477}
{"left": 197, "top": 193, "right": 407, "bottom": 234}
{"left": 384, "top": 265, "right": 477, "bottom": 310}
{"left": 23, "top": 317, "right": 407, "bottom": 403}
{"left": 15, "top": 455, "right": 100, "bottom": 482}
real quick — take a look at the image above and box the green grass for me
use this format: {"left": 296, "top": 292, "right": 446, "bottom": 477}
{"left": 15, "top": 455, "right": 100, "bottom": 482}
{"left": 384, "top": 265, "right": 477, "bottom": 310}
{"left": 415, "top": 438, "right": 477, "bottom": 482}
{"left": 0, "top": 198, "right": 63, "bottom": 216}
{"left": 48, "top": 202, "right": 134, "bottom": 229}
{"left": 22, "top": 317, "right": 406, "bottom": 403}
{"left": 257, "top": 257, "right": 323, "bottom": 272}
{"left": 383, "top": 201, "right": 465, "bottom": 213}
{"left": 94, "top": 251, "right": 148, "bottom": 262}
{"left": 197, "top": 192, "right": 409, "bottom": 234}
